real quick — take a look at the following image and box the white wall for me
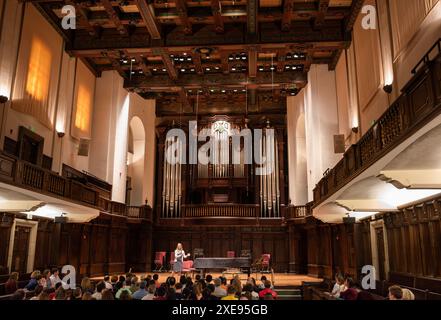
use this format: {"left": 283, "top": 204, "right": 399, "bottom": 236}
{"left": 129, "top": 94, "right": 156, "bottom": 206}
{"left": 287, "top": 93, "right": 308, "bottom": 205}
{"left": 89, "top": 71, "right": 129, "bottom": 203}
{"left": 304, "top": 65, "right": 340, "bottom": 201}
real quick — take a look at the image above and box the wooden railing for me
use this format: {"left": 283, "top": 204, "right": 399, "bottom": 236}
{"left": 283, "top": 203, "right": 313, "bottom": 220}
{"left": 0, "top": 152, "right": 152, "bottom": 221}
{"left": 313, "top": 39, "right": 441, "bottom": 206}
{"left": 181, "top": 204, "right": 260, "bottom": 218}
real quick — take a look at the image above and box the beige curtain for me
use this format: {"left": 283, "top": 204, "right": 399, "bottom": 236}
{"left": 11, "top": 3, "right": 62, "bottom": 129}
{"left": 71, "top": 59, "right": 95, "bottom": 140}
{"left": 389, "top": 0, "right": 440, "bottom": 59}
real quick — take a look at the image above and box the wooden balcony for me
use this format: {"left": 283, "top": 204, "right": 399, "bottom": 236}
{"left": 283, "top": 203, "right": 313, "bottom": 220}
{"left": 181, "top": 204, "right": 260, "bottom": 218}
{"left": 0, "top": 152, "right": 152, "bottom": 222}
{"left": 313, "top": 39, "right": 441, "bottom": 207}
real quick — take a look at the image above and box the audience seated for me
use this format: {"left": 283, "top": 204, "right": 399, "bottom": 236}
{"left": 388, "top": 285, "right": 403, "bottom": 300}
{"left": 213, "top": 278, "right": 227, "bottom": 298}
{"left": 329, "top": 273, "right": 346, "bottom": 298}
{"left": 258, "top": 280, "right": 277, "bottom": 299}
{"left": 402, "top": 288, "right": 415, "bottom": 300}
{"left": 49, "top": 268, "right": 61, "bottom": 288}
{"left": 221, "top": 285, "right": 238, "bottom": 300}
{"left": 25, "top": 271, "right": 40, "bottom": 291}
{"left": 132, "top": 281, "right": 148, "bottom": 300}
{"left": 5, "top": 272, "right": 18, "bottom": 294}
{"left": 340, "top": 277, "right": 358, "bottom": 300}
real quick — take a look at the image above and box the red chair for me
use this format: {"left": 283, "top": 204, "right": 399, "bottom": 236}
{"left": 182, "top": 260, "right": 198, "bottom": 278}
{"left": 169, "top": 252, "right": 175, "bottom": 271}
{"left": 227, "top": 251, "right": 235, "bottom": 258}
{"left": 261, "top": 254, "right": 271, "bottom": 272}
{"left": 154, "top": 251, "right": 166, "bottom": 271}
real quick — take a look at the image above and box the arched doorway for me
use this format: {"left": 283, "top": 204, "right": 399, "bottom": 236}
{"left": 127, "top": 116, "right": 145, "bottom": 206}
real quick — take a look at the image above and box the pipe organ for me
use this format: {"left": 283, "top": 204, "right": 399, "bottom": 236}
{"left": 157, "top": 117, "right": 286, "bottom": 219}
{"left": 161, "top": 135, "right": 182, "bottom": 218}
{"left": 258, "top": 126, "right": 280, "bottom": 217}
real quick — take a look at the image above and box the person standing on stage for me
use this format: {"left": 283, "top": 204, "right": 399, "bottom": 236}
{"left": 173, "top": 243, "right": 191, "bottom": 277}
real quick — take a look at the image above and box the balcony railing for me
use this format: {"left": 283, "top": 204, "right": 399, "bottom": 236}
{"left": 313, "top": 39, "right": 441, "bottom": 206}
{"left": 283, "top": 203, "right": 313, "bottom": 220}
{"left": 0, "top": 152, "right": 152, "bottom": 221}
{"left": 181, "top": 204, "right": 260, "bottom": 218}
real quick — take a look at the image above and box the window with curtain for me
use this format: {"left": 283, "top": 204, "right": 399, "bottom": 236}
{"left": 11, "top": 3, "right": 62, "bottom": 129}
{"left": 25, "top": 37, "right": 51, "bottom": 103}
{"left": 71, "top": 60, "right": 95, "bottom": 140}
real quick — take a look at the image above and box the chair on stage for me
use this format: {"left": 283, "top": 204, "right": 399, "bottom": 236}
{"left": 227, "top": 251, "right": 235, "bottom": 258}
{"left": 182, "top": 260, "right": 198, "bottom": 278}
{"left": 154, "top": 251, "right": 166, "bottom": 272}
{"left": 169, "top": 251, "right": 175, "bottom": 271}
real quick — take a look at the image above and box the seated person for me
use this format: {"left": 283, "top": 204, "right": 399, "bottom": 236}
{"left": 258, "top": 281, "right": 277, "bottom": 299}
{"left": 340, "top": 277, "right": 358, "bottom": 300}
{"left": 402, "top": 288, "right": 415, "bottom": 300}
{"left": 327, "top": 273, "right": 346, "bottom": 298}
{"left": 221, "top": 285, "right": 238, "bottom": 300}
{"left": 388, "top": 285, "right": 403, "bottom": 300}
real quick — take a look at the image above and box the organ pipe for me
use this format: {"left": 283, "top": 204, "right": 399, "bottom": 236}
{"left": 259, "top": 127, "right": 279, "bottom": 217}
{"left": 162, "top": 135, "right": 182, "bottom": 218}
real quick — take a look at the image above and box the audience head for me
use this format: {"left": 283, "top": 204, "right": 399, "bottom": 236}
{"left": 401, "top": 288, "right": 415, "bottom": 300}
{"left": 139, "top": 281, "right": 147, "bottom": 290}
{"left": 34, "top": 285, "right": 44, "bottom": 296}
{"left": 55, "top": 287, "right": 66, "bottom": 300}
{"left": 157, "top": 286, "right": 166, "bottom": 297}
{"left": 227, "top": 285, "right": 236, "bottom": 296}
{"left": 73, "top": 287, "right": 82, "bottom": 299}
{"left": 153, "top": 274, "right": 159, "bottom": 281}
{"left": 38, "top": 291, "right": 50, "bottom": 300}
{"left": 81, "top": 277, "right": 91, "bottom": 292}
{"left": 119, "top": 290, "right": 132, "bottom": 300}
{"left": 388, "top": 285, "right": 403, "bottom": 300}
{"left": 335, "top": 273, "right": 345, "bottom": 285}
{"left": 11, "top": 289, "right": 25, "bottom": 300}
{"left": 111, "top": 275, "right": 118, "bottom": 283}
{"left": 119, "top": 275, "right": 126, "bottom": 283}
{"left": 147, "top": 284, "right": 156, "bottom": 294}
{"left": 205, "top": 275, "right": 213, "bottom": 283}
{"left": 175, "top": 283, "right": 183, "bottom": 291}
{"left": 261, "top": 276, "right": 267, "bottom": 282}
{"left": 9, "top": 272, "right": 19, "bottom": 281}
{"left": 168, "top": 277, "right": 176, "bottom": 287}
{"left": 179, "top": 275, "right": 187, "bottom": 285}
{"left": 104, "top": 275, "right": 110, "bottom": 282}
{"left": 220, "top": 277, "right": 227, "bottom": 286}
{"left": 214, "top": 278, "right": 221, "bottom": 287}
{"left": 207, "top": 284, "right": 215, "bottom": 293}
{"left": 101, "top": 289, "right": 114, "bottom": 300}
{"left": 30, "top": 270, "right": 41, "bottom": 279}
{"left": 43, "top": 269, "right": 51, "bottom": 279}
{"left": 344, "top": 277, "right": 355, "bottom": 289}
{"left": 264, "top": 280, "right": 272, "bottom": 289}
{"left": 96, "top": 281, "right": 106, "bottom": 293}
{"left": 82, "top": 292, "right": 92, "bottom": 300}
{"left": 195, "top": 274, "right": 201, "bottom": 282}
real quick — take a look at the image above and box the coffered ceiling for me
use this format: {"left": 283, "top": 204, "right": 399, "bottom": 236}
{"left": 27, "top": 0, "right": 364, "bottom": 116}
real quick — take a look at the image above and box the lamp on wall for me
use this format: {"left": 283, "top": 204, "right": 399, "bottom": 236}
{"left": 57, "top": 131, "right": 65, "bottom": 138}
{"left": 351, "top": 127, "right": 359, "bottom": 134}
{"left": 383, "top": 84, "right": 393, "bottom": 94}
{"left": 0, "top": 95, "right": 8, "bottom": 104}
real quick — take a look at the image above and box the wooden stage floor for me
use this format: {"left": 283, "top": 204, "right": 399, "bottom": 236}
{"left": 92, "top": 272, "right": 322, "bottom": 287}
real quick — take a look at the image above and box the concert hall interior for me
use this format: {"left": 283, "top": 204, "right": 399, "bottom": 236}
{"left": 0, "top": 0, "right": 441, "bottom": 301}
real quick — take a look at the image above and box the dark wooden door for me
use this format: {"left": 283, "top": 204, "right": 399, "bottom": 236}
{"left": 375, "top": 227, "right": 386, "bottom": 280}
{"left": 12, "top": 226, "right": 31, "bottom": 274}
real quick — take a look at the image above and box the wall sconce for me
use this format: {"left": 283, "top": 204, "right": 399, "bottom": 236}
{"left": 352, "top": 127, "right": 359, "bottom": 134}
{"left": 0, "top": 95, "right": 9, "bottom": 104}
{"left": 57, "top": 131, "right": 65, "bottom": 138}
{"left": 383, "top": 84, "right": 393, "bottom": 94}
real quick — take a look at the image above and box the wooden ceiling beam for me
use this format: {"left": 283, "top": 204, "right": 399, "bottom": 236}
{"left": 248, "top": 47, "right": 258, "bottom": 78}
{"left": 124, "top": 71, "right": 307, "bottom": 90}
{"left": 210, "top": 0, "right": 224, "bottom": 34}
{"left": 247, "top": 0, "right": 258, "bottom": 35}
{"left": 152, "top": 48, "right": 178, "bottom": 80}
{"left": 173, "top": 0, "right": 192, "bottom": 35}
{"left": 314, "top": 0, "right": 330, "bottom": 29}
{"left": 345, "top": 0, "right": 365, "bottom": 32}
{"left": 281, "top": 0, "right": 294, "bottom": 32}
{"left": 101, "top": 0, "right": 127, "bottom": 35}
{"left": 65, "top": 0, "right": 98, "bottom": 37}
{"left": 135, "top": 0, "right": 161, "bottom": 40}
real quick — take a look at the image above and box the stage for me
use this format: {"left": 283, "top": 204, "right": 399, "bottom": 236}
{"left": 92, "top": 273, "right": 322, "bottom": 288}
